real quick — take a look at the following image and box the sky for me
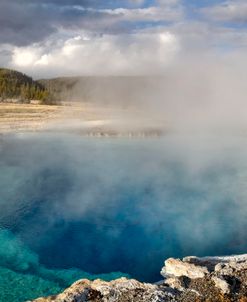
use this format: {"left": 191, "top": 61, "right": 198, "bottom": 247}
{"left": 0, "top": 0, "right": 247, "bottom": 78}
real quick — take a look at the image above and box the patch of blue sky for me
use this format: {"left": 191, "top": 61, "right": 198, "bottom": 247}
{"left": 93, "top": 1, "right": 148, "bottom": 9}
{"left": 220, "top": 22, "right": 247, "bottom": 29}
{"left": 130, "top": 20, "right": 176, "bottom": 30}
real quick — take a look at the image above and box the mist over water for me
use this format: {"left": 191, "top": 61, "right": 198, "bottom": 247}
{"left": 1, "top": 132, "right": 247, "bottom": 300}
{"left": 2, "top": 0, "right": 247, "bottom": 301}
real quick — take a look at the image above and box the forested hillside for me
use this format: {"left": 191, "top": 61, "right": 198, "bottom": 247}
{"left": 39, "top": 77, "right": 80, "bottom": 102}
{"left": 0, "top": 68, "right": 52, "bottom": 104}
{"left": 39, "top": 76, "right": 160, "bottom": 106}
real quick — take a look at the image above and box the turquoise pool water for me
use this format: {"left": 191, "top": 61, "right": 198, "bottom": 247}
{"left": 0, "top": 133, "right": 247, "bottom": 301}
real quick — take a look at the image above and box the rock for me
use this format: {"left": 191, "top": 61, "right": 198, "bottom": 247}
{"left": 161, "top": 258, "right": 209, "bottom": 279}
{"left": 164, "top": 277, "right": 184, "bottom": 291}
{"left": 32, "top": 277, "right": 175, "bottom": 302}
{"left": 31, "top": 254, "right": 247, "bottom": 302}
{"left": 212, "top": 276, "right": 230, "bottom": 294}
{"left": 184, "top": 254, "right": 247, "bottom": 272}
{"left": 215, "top": 259, "right": 247, "bottom": 276}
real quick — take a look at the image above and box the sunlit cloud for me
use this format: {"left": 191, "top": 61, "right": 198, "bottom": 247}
{"left": 10, "top": 31, "right": 179, "bottom": 77}
{"left": 1, "top": 0, "right": 247, "bottom": 77}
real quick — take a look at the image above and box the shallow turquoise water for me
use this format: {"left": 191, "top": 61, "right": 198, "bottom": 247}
{"left": 0, "top": 228, "right": 128, "bottom": 301}
{"left": 0, "top": 133, "right": 247, "bottom": 301}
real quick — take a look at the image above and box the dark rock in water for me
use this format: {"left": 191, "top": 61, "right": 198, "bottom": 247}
{"left": 30, "top": 254, "right": 247, "bottom": 302}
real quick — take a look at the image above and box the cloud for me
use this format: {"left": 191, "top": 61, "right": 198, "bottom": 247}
{"left": 0, "top": 0, "right": 182, "bottom": 77}
{"left": 0, "top": 0, "right": 182, "bottom": 47}
{"left": 83, "top": 6, "right": 183, "bottom": 23}
{"left": 171, "top": 20, "right": 247, "bottom": 52}
{"left": 0, "top": 1, "right": 57, "bottom": 46}
{"left": 6, "top": 18, "right": 247, "bottom": 77}
{"left": 9, "top": 31, "right": 179, "bottom": 77}
{"left": 202, "top": 1, "right": 247, "bottom": 23}
{"left": 1, "top": 0, "right": 247, "bottom": 77}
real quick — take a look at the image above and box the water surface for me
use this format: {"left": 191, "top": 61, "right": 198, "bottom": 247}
{"left": 0, "top": 133, "right": 247, "bottom": 301}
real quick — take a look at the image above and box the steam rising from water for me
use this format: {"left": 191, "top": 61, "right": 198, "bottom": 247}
{"left": 1, "top": 58, "right": 247, "bottom": 300}
{"left": 1, "top": 133, "right": 247, "bottom": 302}
{"left": 51, "top": 58, "right": 247, "bottom": 136}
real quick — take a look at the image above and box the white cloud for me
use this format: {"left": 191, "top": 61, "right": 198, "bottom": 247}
{"left": 111, "top": 6, "right": 183, "bottom": 22}
{"left": 74, "top": 5, "right": 184, "bottom": 24}
{"left": 12, "top": 47, "right": 40, "bottom": 67}
{"left": 9, "top": 31, "right": 179, "bottom": 77}
{"left": 202, "top": 1, "right": 247, "bottom": 23}
{"left": 3, "top": 0, "right": 247, "bottom": 78}
{"left": 8, "top": 18, "right": 247, "bottom": 78}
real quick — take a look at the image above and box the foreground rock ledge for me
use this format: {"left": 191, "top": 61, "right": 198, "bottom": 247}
{"left": 31, "top": 254, "right": 247, "bottom": 302}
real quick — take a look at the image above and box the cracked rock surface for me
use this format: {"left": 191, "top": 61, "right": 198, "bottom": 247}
{"left": 31, "top": 254, "right": 247, "bottom": 302}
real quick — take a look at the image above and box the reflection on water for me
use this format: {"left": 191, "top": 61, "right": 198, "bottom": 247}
{"left": 0, "top": 133, "right": 247, "bottom": 301}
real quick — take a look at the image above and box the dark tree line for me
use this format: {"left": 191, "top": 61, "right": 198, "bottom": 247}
{"left": 0, "top": 68, "right": 53, "bottom": 104}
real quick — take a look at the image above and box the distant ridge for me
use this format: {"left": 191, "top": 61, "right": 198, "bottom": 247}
{"left": 38, "top": 75, "right": 163, "bottom": 105}
{"left": 0, "top": 69, "right": 165, "bottom": 105}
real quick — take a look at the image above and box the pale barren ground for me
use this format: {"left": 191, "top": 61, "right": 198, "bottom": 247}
{"left": 0, "top": 103, "right": 166, "bottom": 137}
{"left": 0, "top": 103, "right": 63, "bottom": 133}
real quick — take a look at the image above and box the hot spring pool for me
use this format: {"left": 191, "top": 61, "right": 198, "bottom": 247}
{"left": 0, "top": 133, "right": 247, "bottom": 301}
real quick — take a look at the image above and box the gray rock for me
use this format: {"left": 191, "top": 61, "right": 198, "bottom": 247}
{"left": 161, "top": 258, "right": 209, "bottom": 279}
{"left": 212, "top": 276, "right": 230, "bottom": 294}
{"left": 32, "top": 278, "right": 175, "bottom": 302}
{"left": 31, "top": 254, "right": 247, "bottom": 302}
{"left": 164, "top": 277, "right": 184, "bottom": 291}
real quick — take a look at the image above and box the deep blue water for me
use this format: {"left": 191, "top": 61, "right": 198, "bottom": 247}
{"left": 0, "top": 133, "right": 247, "bottom": 301}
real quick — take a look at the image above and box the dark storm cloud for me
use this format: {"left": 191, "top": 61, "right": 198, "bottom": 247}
{"left": 20, "top": 0, "right": 143, "bottom": 8}
{"left": 0, "top": 1, "right": 57, "bottom": 46}
{"left": 0, "top": 0, "right": 180, "bottom": 47}
{"left": 0, "top": 0, "right": 123, "bottom": 46}
{"left": 0, "top": 47, "right": 12, "bottom": 66}
{"left": 0, "top": 1, "right": 123, "bottom": 46}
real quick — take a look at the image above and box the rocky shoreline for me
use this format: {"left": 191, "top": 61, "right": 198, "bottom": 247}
{"left": 31, "top": 254, "right": 247, "bottom": 302}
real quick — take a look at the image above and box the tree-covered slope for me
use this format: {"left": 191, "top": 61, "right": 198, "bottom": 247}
{"left": 39, "top": 76, "right": 161, "bottom": 105}
{"left": 0, "top": 68, "right": 51, "bottom": 104}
